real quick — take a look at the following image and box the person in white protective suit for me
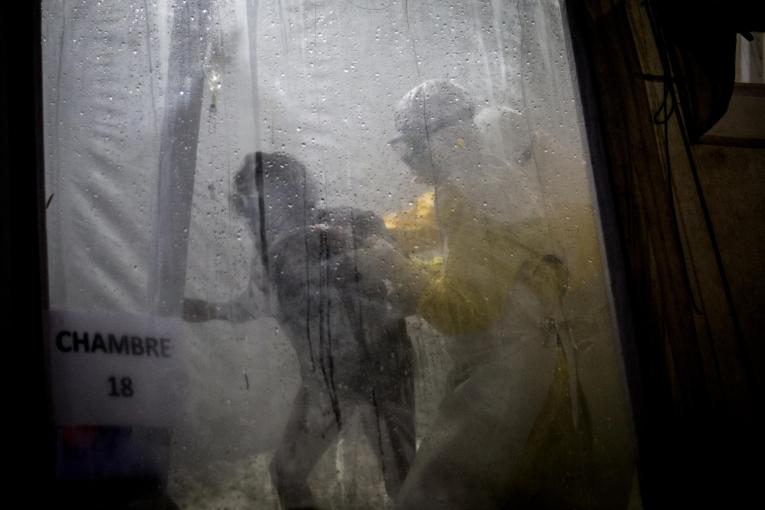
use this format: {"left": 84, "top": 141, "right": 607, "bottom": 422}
{"left": 355, "top": 79, "right": 598, "bottom": 509}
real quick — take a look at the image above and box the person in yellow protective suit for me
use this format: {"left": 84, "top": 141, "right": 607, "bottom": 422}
{"left": 359, "top": 80, "right": 602, "bottom": 509}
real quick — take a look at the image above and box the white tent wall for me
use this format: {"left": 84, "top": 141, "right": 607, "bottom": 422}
{"left": 43, "top": 0, "right": 166, "bottom": 315}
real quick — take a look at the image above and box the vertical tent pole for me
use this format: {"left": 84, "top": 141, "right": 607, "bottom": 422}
{"left": 246, "top": 0, "right": 261, "bottom": 149}
{"left": 150, "top": 0, "right": 212, "bottom": 316}
{"left": 245, "top": 0, "right": 268, "bottom": 302}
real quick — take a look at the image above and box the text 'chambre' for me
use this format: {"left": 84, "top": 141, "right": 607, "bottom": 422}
{"left": 55, "top": 330, "right": 172, "bottom": 358}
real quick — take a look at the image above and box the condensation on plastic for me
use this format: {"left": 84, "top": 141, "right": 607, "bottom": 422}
{"left": 42, "top": 1, "right": 640, "bottom": 508}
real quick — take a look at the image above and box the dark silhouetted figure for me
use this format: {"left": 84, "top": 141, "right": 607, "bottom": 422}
{"left": 184, "top": 152, "right": 415, "bottom": 510}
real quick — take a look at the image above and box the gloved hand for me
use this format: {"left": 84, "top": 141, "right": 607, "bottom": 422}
{"left": 351, "top": 235, "right": 430, "bottom": 316}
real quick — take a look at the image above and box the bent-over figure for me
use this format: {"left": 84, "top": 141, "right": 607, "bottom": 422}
{"left": 184, "top": 151, "right": 415, "bottom": 510}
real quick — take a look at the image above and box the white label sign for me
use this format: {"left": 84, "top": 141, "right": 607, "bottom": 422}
{"left": 48, "top": 310, "right": 184, "bottom": 428}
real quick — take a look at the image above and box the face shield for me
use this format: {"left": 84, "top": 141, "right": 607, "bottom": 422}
{"left": 389, "top": 131, "right": 432, "bottom": 182}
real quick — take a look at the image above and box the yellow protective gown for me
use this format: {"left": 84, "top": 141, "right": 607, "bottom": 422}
{"left": 384, "top": 154, "right": 598, "bottom": 508}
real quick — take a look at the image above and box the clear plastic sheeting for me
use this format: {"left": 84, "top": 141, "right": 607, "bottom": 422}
{"left": 42, "top": 1, "right": 640, "bottom": 509}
